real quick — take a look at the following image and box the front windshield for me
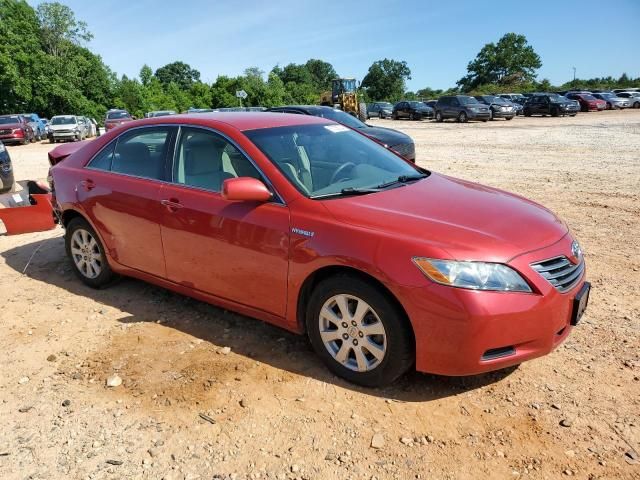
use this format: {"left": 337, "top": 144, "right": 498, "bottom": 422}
{"left": 548, "top": 94, "right": 563, "bottom": 101}
{"left": 459, "top": 96, "right": 480, "bottom": 105}
{"left": 409, "top": 101, "right": 426, "bottom": 108}
{"left": 245, "top": 124, "right": 421, "bottom": 198}
{"left": 51, "top": 116, "right": 76, "bottom": 125}
{"left": 314, "top": 108, "right": 366, "bottom": 129}
{"left": 107, "top": 111, "right": 130, "bottom": 120}
{"left": 0, "top": 116, "right": 21, "bottom": 124}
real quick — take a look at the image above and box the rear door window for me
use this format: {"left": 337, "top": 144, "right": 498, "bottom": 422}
{"left": 110, "top": 127, "right": 173, "bottom": 180}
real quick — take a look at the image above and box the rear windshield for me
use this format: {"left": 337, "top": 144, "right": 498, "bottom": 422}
{"left": 0, "top": 116, "right": 21, "bottom": 124}
{"left": 581, "top": 94, "right": 597, "bottom": 101}
{"left": 311, "top": 108, "right": 366, "bottom": 129}
{"left": 52, "top": 116, "right": 76, "bottom": 125}
{"left": 107, "top": 111, "right": 131, "bottom": 120}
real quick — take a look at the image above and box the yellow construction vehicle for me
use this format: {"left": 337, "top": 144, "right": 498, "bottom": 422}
{"left": 320, "top": 78, "right": 367, "bottom": 121}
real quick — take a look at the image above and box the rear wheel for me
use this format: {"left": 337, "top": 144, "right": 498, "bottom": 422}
{"left": 358, "top": 102, "right": 367, "bottom": 121}
{"left": 306, "top": 274, "right": 414, "bottom": 387}
{"left": 457, "top": 111, "right": 468, "bottom": 123}
{"left": 505, "top": 116, "right": 513, "bottom": 121}
{"left": 435, "top": 111, "right": 443, "bottom": 122}
{"left": 65, "top": 217, "right": 116, "bottom": 288}
{"left": 551, "top": 107, "right": 559, "bottom": 117}
{"left": 524, "top": 109, "right": 532, "bottom": 117}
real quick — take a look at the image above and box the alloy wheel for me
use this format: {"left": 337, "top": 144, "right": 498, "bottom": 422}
{"left": 70, "top": 229, "right": 103, "bottom": 279}
{"left": 318, "top": 294, "right": 387, "bottom": 372}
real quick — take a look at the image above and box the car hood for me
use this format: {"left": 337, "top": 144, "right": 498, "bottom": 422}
{"left": 360, "top": 126, "right": 412, "bottom": 147}
{"left": 50, "top": 124, "right": 77, "bottom": 130}
{"left": 321, "top": 173, "right": 568, "bottom": 262}
{"left": 0, "top": 122, "right": 23, "bottom": 130}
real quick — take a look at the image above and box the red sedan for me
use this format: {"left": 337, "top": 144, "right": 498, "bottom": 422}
{"left": 566, "top": 93, "right": 606, "bottom": 112}
{"left": 49, "top": 113, "right": 590, "bottom": 386}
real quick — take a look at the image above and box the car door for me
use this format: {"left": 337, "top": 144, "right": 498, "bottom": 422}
{"left": 449, "top": 97, "right": 461, "bottom": 118}
{"left": 158, "top": 126, "right": 290, "bottom": 317}
{"left": 80, "top": 125, "right": 176, "bottom": 277}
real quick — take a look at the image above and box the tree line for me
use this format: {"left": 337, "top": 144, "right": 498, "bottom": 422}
{"left": 1, "top": 1, "right": 638, "bottom": 121}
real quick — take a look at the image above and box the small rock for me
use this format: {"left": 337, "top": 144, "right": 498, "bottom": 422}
{"left": 106, "top": 459, "right": 123, "bottom": 465}
{"left": 239, "top": 399, "right": 249, "bottom": 408}
{"left": 46, "top": 354, "right": 57, "bottom": 362}
{"left": 61, "top": 399, "right": 71, "bottom": 407}
{"left": 290, "top": 464, "right": 300, "bottom": 473}
{"left": 18, "top": 376, "right": 30, "bottom": 385}
{"left": 324, "top": 451, "right": 337, "bottom": 461}
{"left": 625, "top": 450, "right": 639, "bottom": 465}
{"left": 426, "top": 435, "right": 435, "bottom": 443}
{"left": 400, "top": 436, "right": 413, "bottom": 446}
{"left": 370, "top": 433, "right": 385, "bottom": 449}
{"left": 219, "top": 347, "right": 231, "bottom": 355}
{"left": 148, "top": 448, "right": 159, "bottom": 458}
{"left": 551, "top": 403, "right": 561, "bottom": 410}
{"left": 106, "top": 375, "right": 122, "bottom": 388}
{"left": 18, "top": 406, "right": 33, "bottom": 413}
{"left": 559, "top": 419, "right": 573, "bottom": 428}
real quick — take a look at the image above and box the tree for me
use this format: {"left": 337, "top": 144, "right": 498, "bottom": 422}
{"left": 155, "top": 61, "right": 201, "bottom": 90}
{"left": 361, "top": 59, "right": 411, "bottom": 101}
{"left": 36, "top": 2, "right": 93, "bottom": 57}
{"left": 139, "top": 64, "right": 153, "bottom": 86}
{"left": 457, "top": 33, "right": 541, "bottom": 91}
{"left": 305, "top": 59, "right": 337, "bottom": 91}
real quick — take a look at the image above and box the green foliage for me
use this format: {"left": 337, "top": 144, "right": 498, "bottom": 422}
{"left": 361, "top": 59, "right": 411, "bottom": 102}
{"left": 457, "top": 33, "right": 542, "bottom": 92}
{"left": 154, "top": 61, "right": 201, "bottom": 90}
{"left": 36, "top": 1, "right": 93, "bottom": 57}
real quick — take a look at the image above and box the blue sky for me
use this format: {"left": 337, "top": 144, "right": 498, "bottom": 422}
{"left": 35, "top": 0, "right": 640, "bottom": 90}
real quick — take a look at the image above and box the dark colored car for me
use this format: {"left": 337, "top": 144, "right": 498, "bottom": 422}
{"left": 392, "top": 101, "right": 434, "bottom": 120}
{"left": 104, "top": 109, "right": 134, "bottom": 131}
{"left": 367, "top": 102, "right": 394, "bottom": 119}
{"left": 474, "top": 95, "right": 516, "bottom": 120}
{"left": 523, "top": 94, "right": 579, "bottom": 117}
{"left": 0, "top": 115, "right": 35, "bottom": 145}
{"left": 0, "top": 140, "right": 14, "bottom": 193}
{"left": 424, "top": 100, "right": 437, "bottom": 109}
{"left": 267, "top": 105, "right": 416, "bottom": 162}
{"left": 497, "top": 93, "right": 527, "bottom": 106}
{"left": 565, "top": 93, "right": 606, "bottom": 112}
{"left": 434, "top": 96, "right": 490, "bottom": 122}
{"left": 50, "top": 113, "right": 589, "bottom": 386}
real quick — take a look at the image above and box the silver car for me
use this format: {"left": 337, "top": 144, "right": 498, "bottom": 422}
{"left": 615, "top": 91, "right": 640, "bottom": 108}
{"left": 591, "top": 93, "right": 629, "bottom": 109}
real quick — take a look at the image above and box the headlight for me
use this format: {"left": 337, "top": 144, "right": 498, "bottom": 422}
{"left": 412, "top": 258, "right": 532, "bottom": 292}
{"left": 74, "top": 129, "right": 80, "bottom": 133}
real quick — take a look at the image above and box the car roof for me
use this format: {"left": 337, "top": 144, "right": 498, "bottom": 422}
{"left": 117, "top": 112, "right": 332, "bottom": 131}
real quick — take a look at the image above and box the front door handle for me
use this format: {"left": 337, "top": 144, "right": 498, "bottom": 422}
{"left": 161, "top": 198, "right": 183, "bottom": 212}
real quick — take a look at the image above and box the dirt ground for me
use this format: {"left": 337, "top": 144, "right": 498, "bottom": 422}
{"left": 0, "top": 110, "right": 638, "bottom": 480}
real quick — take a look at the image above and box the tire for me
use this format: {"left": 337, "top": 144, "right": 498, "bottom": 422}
{"left": 489, "top": 109, "right": 494, "bottom": 120}
{"left": 505, "top": 116, "right": 513, "bottom": 121}
{"left": 49, "top": 138, "right": 54, "bottom": 144}
{"left": 606, "top": 102, "right": 612, "bottom": 110}
{"left": 411, "top": 112, "right": 419, "bottom": 121}
{"left": 524, "top": 109, "right": 532, "bottom": 117}
{"left": 306, "top": 274, "right": 414, "bottom": 387}
{"left": 551, "top": 107, "right": 559, "bottom": 117}
{"left": 457, "top": 111, "right": 468, "bottom": 123}
{"left": 358, "top": 102, "right": 367, "bottom": 122}
{"left": 634, "top": 102, "right": 640, "bottom": 109}
{"left": 392, "top": 112, "right": 398, "bottom": 120}
{"left": 435, "top": 111, "right": 443, "bottom": 122}
{"left": 570, "top": 114, "right": 577, "bottom": 117}
{"left": 65, "top": 217, "right": 116, "bottom": 288}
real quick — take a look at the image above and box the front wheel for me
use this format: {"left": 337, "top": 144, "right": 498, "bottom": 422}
{"left": 306, "top": 275, "right": 414, "bottom": 387}
{"left": 489, "top": 109, "right": 494, "bottom": 120}
{"left": 65, "top": 217, "right": 116, "bottom": 288}
{"left": 457, "top": 111, "right": 468, "bottom": 123}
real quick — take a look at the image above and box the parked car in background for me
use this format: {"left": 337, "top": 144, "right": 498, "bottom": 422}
{"left": 90, "top": 118, "right": 100, "bottom": 137}
{"left": 424, "top": 100, "right": 437, "bottom": 109}
{"left": 434, "top": 95, "right": 490, "bottom": 122}
{"left": 48, "top": 115, "right": 85, "bottom": 143}
{"left": 591, "top": 93, "right": 629, "bottom": 109}
{"left": 267, "top": 105, "right": 416, "bottom": 162}
{"left": 0, "top": 140, "right": 14, "bottom": 193}
{"left": 146, "top": 110, "right": 177, "bottom": 118}
{"left": 366, "top": 102, "right": 394, "bottom": 119}
{"left": 0, "top": 114, "right": 35, "bottom": 145}
{"left": 612, "top": 88, "right": 640, "bottom": 94}
{"left": 77, "top": 116, "right": 91, "bottom": 138}
{"left": 49, "top": 112, "right": 589, "bottom": 386}
{"left": 497, "top": 93, "right": 527, "bottom": 105}
{"left": 392, "top": 101, "right": 434, "bottom": 120}
{"left": 615, "top": 91, "right": 640, "bottom": 108}
{"left": 474, "top": 95, "right": 516, "bottom": 120}
{"left": 20, "top": 113, "right": 46, "bottom": 141}
{"left": 41, "top": 118, "right": 50, "bottom": 135}
{"left": 187, "top": 108, "right": 216, "bottom": 113}
{"left": 565, "top": 93, "right": 606, "bottom": 112}
{"left": 104, "top": 109, "right": 133, "bottom": 131}
{"left": 523, "top": 94, "right": 579, "bottom": 117}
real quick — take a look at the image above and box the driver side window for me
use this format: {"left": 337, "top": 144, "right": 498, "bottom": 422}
{"left": 172, "top": 127, "right": 261, "bottom": 192}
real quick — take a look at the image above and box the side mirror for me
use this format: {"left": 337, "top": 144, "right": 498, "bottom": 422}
{"left": 222, "top": 177, "right": 273, "bottom": 202}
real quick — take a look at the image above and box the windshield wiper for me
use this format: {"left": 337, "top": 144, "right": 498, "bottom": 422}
{"left": 377, "top": 173, "right": 428, "bottom": 189}
{"left": 311, "top": 187, "right": 382, "bottom": 199}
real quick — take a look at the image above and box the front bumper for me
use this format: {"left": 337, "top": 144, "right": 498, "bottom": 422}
{"left": 49, "top": 131, "right": 79, "bottom": 140}
{"left": 397, "top": 234, "right": 587, "bottom": 375}
{"left": 467, "top": 110, "right": 491, "bottom": 119}
{"left": 492, "top": 109, "right": 515, "bottom": 118}
{"left": 0, "top": 133, "right": 25, "bottom": 144}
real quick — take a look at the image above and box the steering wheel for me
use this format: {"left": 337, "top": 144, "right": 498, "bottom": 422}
{"left": 330, "top": 162, "right": 356, "bottom": 184}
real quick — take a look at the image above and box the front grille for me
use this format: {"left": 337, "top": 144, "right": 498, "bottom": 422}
{"left": 530, "top": 256, "right": 584, "bottom": 293}
{"left": 54, "top": 129, "right": 73, "bottom": 134}
{"left": 390, "top": 142, "right": 415, "bottom": 160}
{"left": 0, "top": 129, "right": 11, "bottom": 135}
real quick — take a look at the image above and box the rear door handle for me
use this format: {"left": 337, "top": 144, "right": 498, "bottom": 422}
{"left": 161, "top": 199, "right": 183, "bottom": 211}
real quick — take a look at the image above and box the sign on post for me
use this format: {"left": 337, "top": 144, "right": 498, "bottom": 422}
{"left": 236, "top": 90, "right": 248, "bottom": 107}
